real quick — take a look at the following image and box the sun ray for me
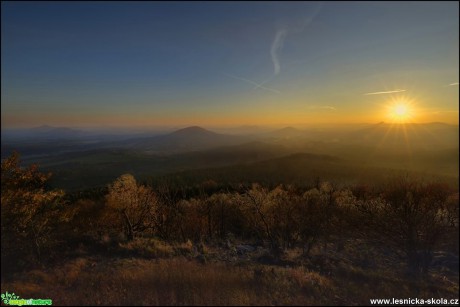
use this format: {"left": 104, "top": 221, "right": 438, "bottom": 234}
{"left": 365, "top": 94, "right": 421, "bottom": 164}
{"left": 382, "top": 94, "right": 418, "bottom": 124}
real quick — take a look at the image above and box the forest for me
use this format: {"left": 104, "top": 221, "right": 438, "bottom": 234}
{"left": 1, "top": 151, "right": 458, "bottom": 305}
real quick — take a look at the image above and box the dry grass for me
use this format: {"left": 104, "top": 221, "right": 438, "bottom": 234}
{"left": 1, "top": 245, "right": 458, "bottom": 306}
{"left": 118, "top": 238, "right": 175, "bottom": 258}
{"left": 1, "top": 256, "right": 334, "bottom": 305}
{"left": 175, "top": 239, "right": 194, "bottom": 256}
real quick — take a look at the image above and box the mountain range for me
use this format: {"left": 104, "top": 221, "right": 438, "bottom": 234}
{"left": 2, "top": 122, "right": 458, "bottom": 158}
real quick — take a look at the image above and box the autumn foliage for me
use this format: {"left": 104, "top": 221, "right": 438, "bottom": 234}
{"left": 1, "top": 152, "right": 71, "bottom": 271}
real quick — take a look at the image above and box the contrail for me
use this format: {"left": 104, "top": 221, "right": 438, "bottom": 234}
{"left": 270, "top": 29, "right": 287, "bottom": 76}
{"left": 252, "top": 77, "right": 275, "bottom": 90}
{"left": 448, "top": 82, "right": 459, "bottom": 86}
{"left": 295, "top": 2, "right": 323, "bottom": 32}
{"left": 308, "top": 105, "right": 336, "bottom": 110}
{"left": 364, "top": 89, "right": 406, "bottom": 95}
{"left": 224, "top": 73, "right": 281, "bottom": 94}
{"left": 432, "top": 110, "right": 458, "bottom": 114}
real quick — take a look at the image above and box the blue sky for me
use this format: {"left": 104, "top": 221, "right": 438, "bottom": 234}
{"left": 2, "top": 1, "right": 458, "bottom": 128}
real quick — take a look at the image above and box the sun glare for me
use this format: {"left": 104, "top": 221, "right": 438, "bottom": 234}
{"left": 393, "top": 103, "right": 410, "bottom": 119}
{"left": 385, "top": 97, "right": 416, "bottom": 123}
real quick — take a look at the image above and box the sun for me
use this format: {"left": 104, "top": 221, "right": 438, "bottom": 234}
{"left": 390, "top": 103, "right": 412, "bottom": 122}
{"left": 386, "top": 97, "right": 415, "bottom": 123}
{"left": 393, "top": 104, "right": 408, "bottom": 118}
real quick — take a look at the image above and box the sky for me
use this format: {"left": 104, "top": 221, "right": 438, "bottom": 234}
{"left": 1, "top": 1, "right": 459, "bottom": 129}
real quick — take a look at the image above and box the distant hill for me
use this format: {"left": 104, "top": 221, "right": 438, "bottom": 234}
{"left": 265, "top": 127, "right": 306, "bottom": 138}
{"left": 346, "top": 122, "right": 459, "bottom": 150}
{"left": 30, "top": 125, "right": 56, "bottom": 133}
{"left": 173, "top": 141, "right": 292, "bottom": 167}
{"left": 155, "top": 151, "right": 367, "bottom": 188}
{"left": 2, "top": 125, "right": 87, "bottom": 140}
{"left": 158, "top": 149, "right": 458, "bottom": 190}
{"left": 39, "top": 127, "right": 87, "bottom": 139}
{"left": 123, "top": 126, "right": 252, "bottom": 153}
{"left": 168, "top": 126, "right": 222, "bottom": 139}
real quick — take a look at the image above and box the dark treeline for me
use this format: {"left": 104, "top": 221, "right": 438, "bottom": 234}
{"left": 1, "top": 152, "right": 459, "bottom": 279}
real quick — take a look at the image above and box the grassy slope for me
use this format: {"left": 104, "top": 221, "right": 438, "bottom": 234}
{"left": 1, "top": 238, "right": 458, "bottom": 306}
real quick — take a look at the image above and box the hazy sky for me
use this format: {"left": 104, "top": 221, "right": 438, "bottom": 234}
{"left": 2, "top": 1, "right": 459, "bottom": 128}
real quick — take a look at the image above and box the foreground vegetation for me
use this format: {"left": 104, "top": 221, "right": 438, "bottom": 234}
{"left": 1, "top": 152, "right": 458, "bottom": 305}
{"left": 2, "top": 248, "right": 458, "bottom": 306}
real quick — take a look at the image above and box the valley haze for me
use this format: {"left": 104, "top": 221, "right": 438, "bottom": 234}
{"left": 1, "top": 122, "right": 458, "bottom": 190}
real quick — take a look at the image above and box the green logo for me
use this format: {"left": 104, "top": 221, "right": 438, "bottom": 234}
{"left": 1, "top": 292, "right": 52, "bottom": 306}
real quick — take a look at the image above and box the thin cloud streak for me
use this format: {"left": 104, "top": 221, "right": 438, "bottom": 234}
{"left": 364, "top": 89, "right": 406, "bottom": 95}
{"left": 432, "top": 110, "right": 459, "bottom": 114}
{"left": 269, "top": 3, "right": 323, "bottom": 77}
{"left": 448, "top": 82, "right": 459, "bottom": 86}
{"left": 292, "top": 2, "right": 323, "bottom": 33}
{"left": 224, "top": 73, "right": 281, "bottom": 94}
{"left": 252, "top": 77, "right": 274, "bottom": 90}
{"left": 270, "top": 29, "right": 287, "bottom": 76}
{"left": 308, "top": 105, "right": 337, "bottom": 111}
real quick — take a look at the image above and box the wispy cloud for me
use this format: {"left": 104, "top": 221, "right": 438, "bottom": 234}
{"left": 364, "top": 89, "right": 406, "bottom": 95}
{"left": 432, "top": 110, "right": 458, "bottom": 114}
{"left": 270, "top": 29, "right": 287, "bottom": 76}
{"left": 447, "top": 82, "right": 459, "bottom": 86}
{"left": 308, "top": 105, "right": 336, "bottom": 111}
{"left": 269, "top": 3, "right": 323, "bottom": 77}
{"left": 224, "top": 73, "right": 281, "bottom": 94}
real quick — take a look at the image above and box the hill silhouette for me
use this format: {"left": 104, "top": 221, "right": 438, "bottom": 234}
{"left": 124, "top": 126, "right": 251, "bottom": 153}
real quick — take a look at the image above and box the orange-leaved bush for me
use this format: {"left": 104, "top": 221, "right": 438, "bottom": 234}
{"left": 1, "top": 152, "right": 72, "bottom": 270}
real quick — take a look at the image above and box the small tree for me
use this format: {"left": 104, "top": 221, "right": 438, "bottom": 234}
{"left": 153, "top": 182, "right": 188, "bottom": 241}
{"left": 1, "top": 152, "right": 70, "bottom": 268}
{"left": 267, "top": 185, "right": 301, "bottom": 250}
{"left": 358, "top": 175, "right": 454, "bottom": 276}
{"left": 298, "top": 182, "right": 337, "bottom": 256}
{"left": 242, "top": 184, "right": 278, "bottom": 252}
{"left": 106, "top": 174, "right": 157, "bottom": 241}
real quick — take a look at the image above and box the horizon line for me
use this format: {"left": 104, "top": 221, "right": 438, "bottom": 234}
{"left": 2, "top": 121, "right": 458, "bottom": 131}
